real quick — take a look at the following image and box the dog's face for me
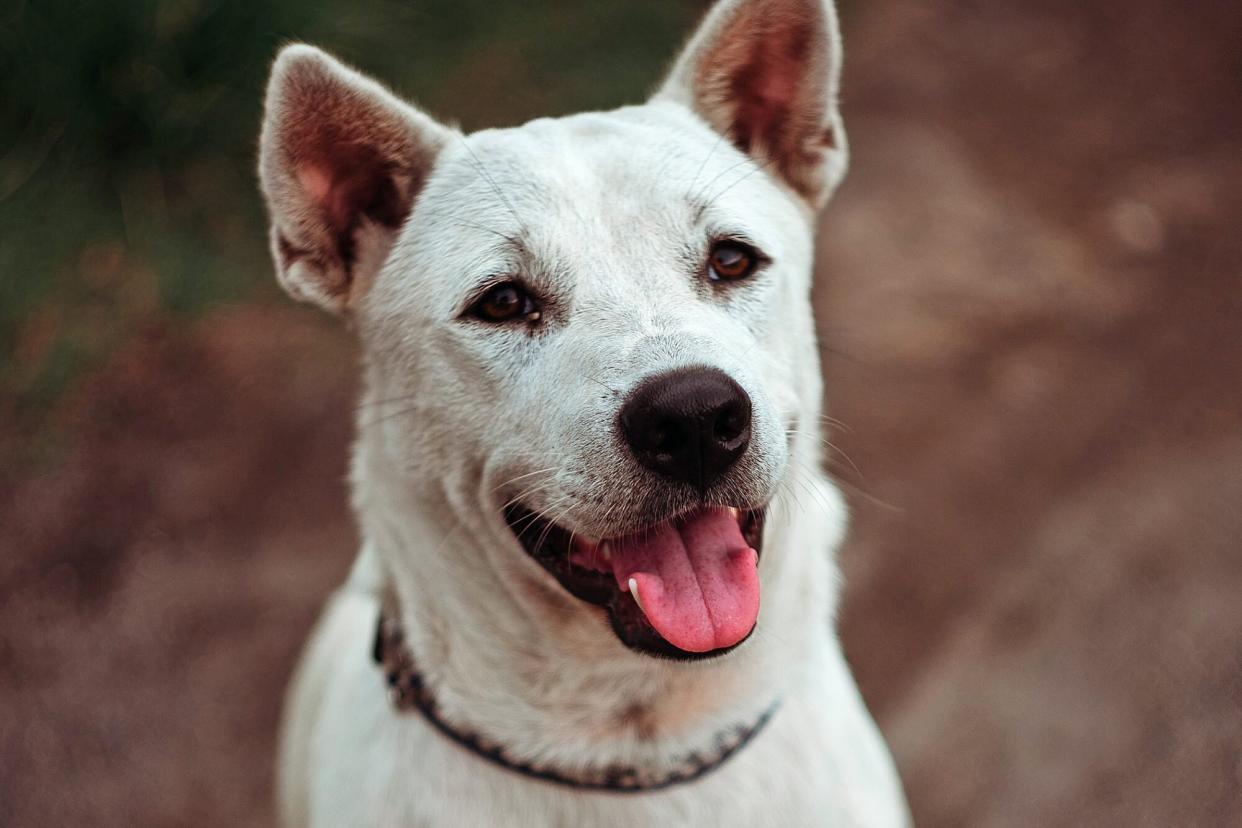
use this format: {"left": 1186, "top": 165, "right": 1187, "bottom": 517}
{"left": 362, "top": 111, "right": 821, "bottom": 657}
{"left": 260, "top": 0, "right": 847, "bottom": 660}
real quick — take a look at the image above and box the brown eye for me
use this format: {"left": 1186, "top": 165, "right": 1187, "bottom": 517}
{"left": 472, "top": 282, "right": 539, "bottom": 323}
{"left": 708, "top": 241, "right": 759, "bottom": 282}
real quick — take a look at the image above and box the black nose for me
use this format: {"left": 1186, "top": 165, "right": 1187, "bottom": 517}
{"left": 620, "top": 367, "right": 752, "bottom": 490}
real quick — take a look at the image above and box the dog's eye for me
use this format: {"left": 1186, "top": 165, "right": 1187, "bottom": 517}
{"left": 471, "top": 282, "right": 540, "bottom": 324}
{"left": 707, "top": 241, "right": 759, "bottom": 282}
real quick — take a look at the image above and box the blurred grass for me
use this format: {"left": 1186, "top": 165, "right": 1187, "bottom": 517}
{"left": 0, "top": 0, "right": 710, "bottom": 429}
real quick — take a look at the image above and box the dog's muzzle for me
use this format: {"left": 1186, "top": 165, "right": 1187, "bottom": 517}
{"left": 502, "top": 365, "right": 770, "bottom": 660}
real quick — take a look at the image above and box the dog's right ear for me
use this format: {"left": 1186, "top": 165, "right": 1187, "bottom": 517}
{"left": 258, "top": 45, "right": 454, "bottom": 314}
{"left": 655, "top": 0, "right": 847, "bottom": 209}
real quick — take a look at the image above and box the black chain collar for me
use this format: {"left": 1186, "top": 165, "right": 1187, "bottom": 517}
{"left": 372, "top": 612, "right": 781, "bottom": 793}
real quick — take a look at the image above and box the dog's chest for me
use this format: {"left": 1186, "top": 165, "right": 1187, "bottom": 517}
{"left": 305, "top": 639, "right": 900, "bottom": 827}
{"left": 318, "top": 717, "right": 852, "bottom": 827}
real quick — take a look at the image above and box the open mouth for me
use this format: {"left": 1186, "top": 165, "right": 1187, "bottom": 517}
{"left": 504, "top": 504, "right": 766, "bottom": 660}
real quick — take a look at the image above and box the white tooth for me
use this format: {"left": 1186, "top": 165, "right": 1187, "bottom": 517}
{"left": 628, "top": 578, "right": 644, "bottom": 614}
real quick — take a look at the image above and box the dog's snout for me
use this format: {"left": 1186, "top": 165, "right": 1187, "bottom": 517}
{"left": 620, "top": 367, "right": 752, "bottom": 490}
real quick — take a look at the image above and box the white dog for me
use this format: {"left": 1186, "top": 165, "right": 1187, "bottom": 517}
{"left": 259, "top": 0, "right": 909, "bottom": 824}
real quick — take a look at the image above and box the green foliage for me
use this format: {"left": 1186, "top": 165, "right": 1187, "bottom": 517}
{"left": 0, "top": 0, "right": 704, "bottom": 415}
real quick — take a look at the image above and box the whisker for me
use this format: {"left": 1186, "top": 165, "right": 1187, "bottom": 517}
{"left": 786, "top": 426, "right": 866, "bottom": 482}
{"left": 817, "top": 413, "right": 852, "bottom": 433}
{"left": 566, "top": 525, "right": 579, "bottom": 571}
{"left": 688, "top": 132, "right": 726, "bottom": 198}
{"left": 491, "top": 467, "right": 559, "bottom": 494}
{"left": 452, "top": 219, "right": 521, "bottom": 246}
{"left": 778, "top": 455, "right": 835, "bottom": 514}
{"left": 704, "top": 157, "right": 776, "bottom": 206}
{"left": 816, "top": 341, "right": 867, "bottom": 365}
{"left": 355, "top": 393, "right": 421, "bottom": 412}
{"left": 781, "top": 447, "right": 903, "bottom": 514}
{"left": 775, "top": 474, "right": 810, "bottom": 516}
{"left": 693, "top": 154, "right": 763, "bottom": 206}
{"left": 457, "top": 134, "right": 523, "bottom": 229}
{"left": 820, "top": 437, "right": 864, "bottom": 481}
{"left": 358, "top": 403, "right": 422, "bottom": 431}
{"left": 526, "top": 495, "right": 574, "bottom": 553}
{"left": 499, "top": 483, "right": 560, "bottom": 518}
{"left": 829, "top": 475, "right": 904, "bottom": 514}
{"left": 542, "top": 500, "right": 587, "bottom": 570}
{"left": 584, "top": 374, "right": 620, "bottom": 396}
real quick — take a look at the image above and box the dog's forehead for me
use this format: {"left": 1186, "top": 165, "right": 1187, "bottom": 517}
{"left": 469, "top": 108, "right": 716, "bottom": 203}
{"left": 421, "top": 106, "right": 769, "bottom": 252}
{"left": 389, "top": 104, "right": 807, "bottom": 320}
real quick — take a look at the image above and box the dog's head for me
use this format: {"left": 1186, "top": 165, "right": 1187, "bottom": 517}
{"left": 259, "top": 0, "right": 847, "bottom": 661}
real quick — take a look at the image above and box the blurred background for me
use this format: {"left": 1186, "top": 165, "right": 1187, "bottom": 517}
{"left": 2, "top": 0, "right": 1239, "bottom": 824}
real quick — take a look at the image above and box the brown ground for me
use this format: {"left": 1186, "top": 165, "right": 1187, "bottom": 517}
{"left": 3, "top": 1, "right": 1240, "bottom": 825}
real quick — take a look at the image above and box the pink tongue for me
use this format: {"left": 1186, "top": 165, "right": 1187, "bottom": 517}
{"left": 609, "top": 508, "right": 759, "bottom": 653}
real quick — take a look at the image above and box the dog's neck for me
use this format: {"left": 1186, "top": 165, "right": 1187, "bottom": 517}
{"left": 349, "top": 432, "right": 842, "bottom": 772}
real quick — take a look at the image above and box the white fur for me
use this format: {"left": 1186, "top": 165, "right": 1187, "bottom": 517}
{"left": 263, "top": 1, "right": 909, "bottom": 824}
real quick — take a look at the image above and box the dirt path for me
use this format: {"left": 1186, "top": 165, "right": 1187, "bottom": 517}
{"left": 3, "top": 1, "right": 1240, "bottom": 825}
{"left": 0, "top": 309, "right": 358, "bottom": 826}
{"left": 823, "top": 0, "right": 1242, "bottom": 824}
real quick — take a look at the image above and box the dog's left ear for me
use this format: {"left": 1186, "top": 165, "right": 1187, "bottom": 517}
{"left": 259, "top": 45, "right": 455, "bottom": 314}
{"left": 655, "top": 0, "right": 847, "bottom": 208}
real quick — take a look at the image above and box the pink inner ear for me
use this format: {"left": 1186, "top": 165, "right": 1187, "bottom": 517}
{"left": 726, "top": 23, "right": 814, "bottom": 156}
{"left": 295, "top": 161, "right": 374, "bottom": 238}
{"left": 293, "top": 140, "right": 404, "bottom": 256}
{"left": 739, "top": 60, "right": 802, "bottom": 151}
{"left": 297, "top": 164, "right": 334, "bottom": 206}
